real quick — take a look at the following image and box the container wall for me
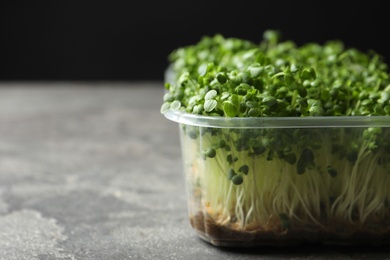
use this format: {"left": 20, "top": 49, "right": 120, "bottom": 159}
{"left": 179, "top": 124, "right": 390, "bottom": 246}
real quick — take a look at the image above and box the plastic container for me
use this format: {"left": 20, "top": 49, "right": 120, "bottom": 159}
{"left": 164, "top": 110, "right": 390, "bottom": 246}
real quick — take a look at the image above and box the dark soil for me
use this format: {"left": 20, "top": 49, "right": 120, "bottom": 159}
{"left": 190, "top": 212, "right": 390, "bottom": 247}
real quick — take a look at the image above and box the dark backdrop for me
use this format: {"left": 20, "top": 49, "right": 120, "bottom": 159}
{"left": 0, "top": 1, "right": 388, "bottom": 81}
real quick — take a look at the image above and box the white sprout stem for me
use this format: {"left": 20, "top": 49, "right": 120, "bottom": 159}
{"left": 285, "top": 170, "right": 328, "bottom": 229}
{"left": 184, "top": 125, "right": 390, "bottom": 234}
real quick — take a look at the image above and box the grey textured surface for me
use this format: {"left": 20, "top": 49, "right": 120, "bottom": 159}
{"left": 0, "top": 82, "right": 389, "bottom": 260}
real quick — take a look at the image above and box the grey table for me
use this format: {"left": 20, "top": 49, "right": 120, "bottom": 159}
{"left": 0, "top": 82, "right": 388, "bottom": 260}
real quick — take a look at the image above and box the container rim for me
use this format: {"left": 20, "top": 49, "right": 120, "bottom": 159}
{"left": 164, "top": 109, "right": 390, "bottom": 128}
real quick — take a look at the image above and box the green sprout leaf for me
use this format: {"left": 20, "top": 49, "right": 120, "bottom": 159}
{"left": 232, "top": 174, "right": 243, "bottom": 185}
{"left": 238, "top": 165, "right": 249, "bottom": 175}
{"left": 160, "top": 102, "right": 171, "bottom": 114}
{"left": 170, "top": 100, "right": 181, "bottom": 111}
{"left": 223, "top": 101, "right": 239, "bottom": 117}
{"left": 204, "top": 99, "right": 217, "bottom": 112}
{"left": 205, "top": 90, "right": 218, "bottom": 100}
{"left": 205, "top": 148, "right": 216, "bottom": 158}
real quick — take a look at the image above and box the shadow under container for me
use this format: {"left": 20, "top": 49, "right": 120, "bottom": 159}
{"left": 164, "top": 110, "right": 390, "bottom": 246}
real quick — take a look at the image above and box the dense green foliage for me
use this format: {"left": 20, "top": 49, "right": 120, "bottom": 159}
{"left": 161, "top": 30, "right": 390, "bottom": 117}
{"left": 161, "top": 30, "right": 390, "bottom": 182}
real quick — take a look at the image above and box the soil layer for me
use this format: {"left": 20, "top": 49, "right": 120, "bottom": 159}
{"left": 190, "top": 212, "right": 390, "bottom": 247}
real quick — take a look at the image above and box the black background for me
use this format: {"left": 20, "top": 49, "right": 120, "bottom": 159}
{"left": 0, "top": 1, "right": 388, "bottom": 81}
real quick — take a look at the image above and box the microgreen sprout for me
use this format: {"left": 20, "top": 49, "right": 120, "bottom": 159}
{"left": 162, "top": 30, "right": 390, "bottom": 242}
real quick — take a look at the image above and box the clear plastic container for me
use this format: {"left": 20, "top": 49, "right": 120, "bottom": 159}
{"left": 164, "top": 109, "right": 390, "bottom": 246}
